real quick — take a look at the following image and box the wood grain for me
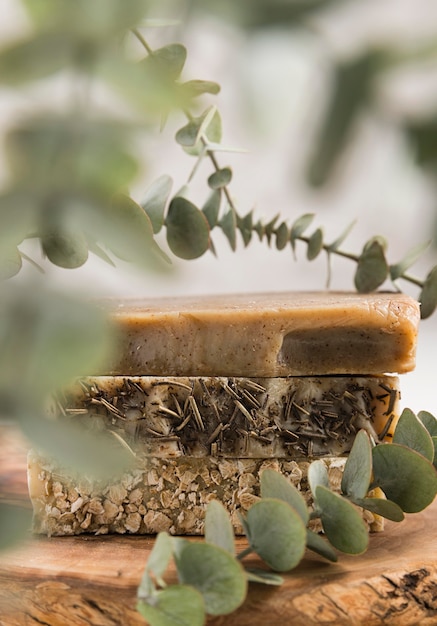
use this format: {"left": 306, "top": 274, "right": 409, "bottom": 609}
{"left": 1, "top": 424, "right": 437, "bottom": 626}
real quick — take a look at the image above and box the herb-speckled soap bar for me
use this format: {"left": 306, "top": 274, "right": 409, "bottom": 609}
{"left": 102, "top": 292, "right": 419, "bottom": 377}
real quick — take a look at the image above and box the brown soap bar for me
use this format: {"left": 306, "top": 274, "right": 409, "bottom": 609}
{"left": 101, "top": 292, "right": 419, "bottom": 377}
{"left": 54, "top": 375, "right": 400, "bottom": 460}
{"left": 28, "top": 453, "right": 382, "bottom": 537}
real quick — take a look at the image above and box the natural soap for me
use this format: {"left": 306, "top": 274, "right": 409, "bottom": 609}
{"left": 102, "top": 292, "right": 419, "bottom": 377}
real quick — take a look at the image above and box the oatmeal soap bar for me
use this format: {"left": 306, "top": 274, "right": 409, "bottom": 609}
{"left": 103, "top": 292, "right": 420, "bottom": 377}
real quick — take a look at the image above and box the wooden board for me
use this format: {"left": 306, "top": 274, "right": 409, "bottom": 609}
{"left": 1, "top": 424, "right": 437, "bottom": 626}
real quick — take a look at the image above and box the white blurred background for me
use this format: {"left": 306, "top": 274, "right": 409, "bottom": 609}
{"left": 1, "top": 0, "right": 437, "bottom": 412}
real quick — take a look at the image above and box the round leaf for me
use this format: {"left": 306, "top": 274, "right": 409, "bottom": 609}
{"left": 137, "top": 585, "right": 205, "bottom": 626}
{"left": 393, "top": 408, "right": 434, "bottom": 462}
{"left": 175, "top": 543, "right": 247, "bottom": 616}
{"left": 308, "top": 460, "right": 329, "bottom": 499}
{"left": 355, "top": 497, "right": 404, "bottom": 522}
{"left": 354, "top": 239, "right": 388, "bottom": 292}
{"left": 275, "top": 222, "right": 289, "bottom": 251}
{"left": 315, "top": 486, "right": 369, "bottom": 555}
{"left": 372, "top": 443, "right": 437, "bottom": 513}
{"left": 207, "top": 167, "right": 232, "bottom": 189}
{"left": 245, "top": 569, "right": 284, "bottom": 586}
{"left": 418, "top": 410, "right": 437, "bottom": 437}
{"left": 419, "top": 266, "right": 437, "bottom": 319}
{"left": 146, "top": 532, "right": 173, "bottom": 580}
{"left": 245, "top": 498, "right": 306, "bottom": 572}
{"left": 205, "top": 500, "right": 235, "bottom": 555}
{"left": 306, "top": 227, "right": 323, "bottom": 260}
{"left": 42, "top": 229, "right": 89, "bottom": 269}
{"left": 341, "top": 430, "right": 372, "bottom": 500}
{"left": 166, "top": 196, "right": 210, "bottom": 260}
{"left": 260, "top": 469, "right": 309, "bottom": 524}
{"left": 0, "top": 503, "right": 32, "bottom": 551}
{"left": 141, "top": 175, "right": 173, "bottom": 234}
{"left": 305, "top": 529, "right": 338, "bottom": 562}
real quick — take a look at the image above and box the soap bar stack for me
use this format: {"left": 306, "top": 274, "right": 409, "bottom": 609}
{"left": 28, "top": 291, "right": 420, "bottom": 536}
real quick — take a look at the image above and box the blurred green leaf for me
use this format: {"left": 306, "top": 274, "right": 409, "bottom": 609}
{"left": 137, "top": 585, "right": 205, "bottom": 626}
{"left": 290, "top": 213, "right": 314, "bottom": 254}
{"left": 166, "top": 196, "right": 210, "bottom": 259}
{"left": 42, "top": 228, "right": 89, "bottom": 269}
{"left": 219, "top": 208, "right": 237, "bottom": 251}
{"left": 264, "top": 214, "right": 279, "bottom": 246}
{"left": 205, "top": 500, "right": 235, "bottom": 555}
{"left": 418, "top": 410, "right": 437, "bottom": 437}
{"left": 341, "top": 430, "right": 372, "bottom": 500}
{"left": 181, "top": 80, "right": 221, "bottom": 98}
{"left": 145, "top": 532, "right": 174, "bottom": 582}
{"left": 390, "top": 240, "right": 430, "bottom": 281}
{"left": 260, "top": 469, "right": 309, "bottom": 524}
{"left": 245, "top": 569, "right": 284, "bottom": 586}
{"left": 326, "top": 220, "right": 356, "bottom": 252}
{"left": 315, "top": 486, "right": 369, "bottom": 554}
{"left": 306, "top": 529, "right": 338, "bottom": 562}
{"left": 306, "top": 227, "right": 323, "bottom": 260}
{"left": 275, "top": 222, "right": 289, "bottom": 251}
{"left": 175, "top": 543, "right": 247, "bottom": 616}
{"left": 207, "top": 167, "right": 232, "bottom": 190}
{"left": 406, "top": 116, "right": 437, "bottom": 168}
{"left": 202, "top": 189, "right": 221, "bottom": 228}
{"left": 141, "top": 175, "right": 173, "bottom": 234}
{"left": 307, "top": 53, "right": 379, "bottom": 187}
{"left": 244, "top": 498, "right": 306, "bottom": 572}
{"left": 176, "top": 108, "right": 222, "bottom": 157}
{"left": 0, "top": 246, "right": 22, "bottom": 280}
{"left": 372, "top": 443, "right": 437, "bottom": 513}
{"left": 393, "top": 408, "right": 434, "bottom": 462}
{"left": 354, "top": 497, "right": 404, "bottom": 522}
{"left": 354, "top": 238, "right": 388, "bottom": 292}
{"left": 0, "top": 504, "right": 32, "bottom": 551}
{"left": 307, "top": 460, "right": 329, "bottom": 499}
{"left": 144, "top": 44, "right": 187, "bottom": 81}
{"left": 236, "top": 211, "right": 253, "bottom": 247}
{"left": 419, "top": 266, "right": 437, "bottom": 319}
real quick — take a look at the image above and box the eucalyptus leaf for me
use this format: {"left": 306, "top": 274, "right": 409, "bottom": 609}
{"left": 42, "top": 228, "right": 89, "bottom": 269}
{"left": 418, "top": 410, "right": 437, "bottom": 437}
{"left": 354, "top": 239, "right": 388, "bottom": 292}
{"left": 264, "top": 214, "right": 279, "bottom": 246}
{"left": 419, "top": 266, "right": 437, "bottom": 319}
{"left": 327, "top": 220, "right": 356, "bottom": 252}
{"left": 393, "top": 408, "right": 434, "bottom": 462}
{"left": 237, "top": 211, "right": 253, "bottom": 247}
{"left": 148, "top": 44, "right": 187, "bottom": 80}
{"left": 306, "top": 227, "right": 324, "bottom": 260}
{"left": 204, "top": 500, "right": 235, "bottom": 555}
{"left": 433, "top": 437, "right": 437, "bottom": 468}
{"left": 141, "top": 175, "right": 173, "bottom": 234}
{"left": 341, "top": 430, "right": 372, "bottom": 500}
{"left": 305, "top": 529, "right": 338, "bottom": 562}
{"left": 176, "top": 107, "right": 222, "bottom": 156}
{"left": 354, "top": 497, "right": 404, "bottom": 522}
{"left": 307, "top": 460, "right": 329, "bottom": 499}
{"left": 137, "top": 570, "right": 155, "bottom": 601}
{"left": 175, "top": 543, "right": 247, "bottom": 616}
{"left": 137, "top": 585, "right": 205, "bottom": 626}
{"left": 202, "top": 189, "right": 221, "bottom": 228}
{"left": 260, "top": 469, "right": 309, "bottom": 524}
{"left": 0, "top": 247, "right": 22, "bottom": 280}
{"left": 245, "top": 569, "right": 284, "bottom": 586}
{"left": 275, "top": 222, "right": 289, "bottom": 251}
{"left": 219, "top": 208, "right": 237, "bottom": 251}
{"left": 0, "top": 504, "right": 32, "bottom": 551}
{"left": 181, "top": 79, "right": 221, "bottom": 98}
{"left": 315, "top": 486, "right": 369, "bottom": 554}
{"left": 166, "top": 196, "right": 210, "bottom": 260}
{"left": 146, "top": 532, "right": 174, "bottom": 581}
{"left": 244, "top": 498, "right": 306, "bottom": 572}
{"left": 390, "top": 240, "right": 430, "bottom": 281}
{"left": 290, "top": 213, "right": 314, "bottom": 254}
{"left": 207, "top": 167, "right": 232, "bottom": 190}
{"left": 372, "top": 443, "right": 437, "bottom": 513}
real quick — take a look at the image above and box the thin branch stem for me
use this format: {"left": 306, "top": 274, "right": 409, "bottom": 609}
{"left": 132, "top": 28, "right": 154, "bottom": 54}
{"left": 237, "top": 546, "right": 253, "bottom": 561}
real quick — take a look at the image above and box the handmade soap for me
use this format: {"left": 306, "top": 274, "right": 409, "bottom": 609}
{"left": 53, "top": 375, "right": 400, "bottom": 459}
{"left": 102, "top": 292, "right": 420, "bottom": 377}
{"left": 28, "top": 453, "right": 382, "bottom": 536}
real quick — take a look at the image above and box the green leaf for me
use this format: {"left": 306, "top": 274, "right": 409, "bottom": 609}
{"left": 166, "top": 196, "right": 210, "bottom": 260}
{"left": 290, "top": 213, "right": 314, "bottom": 253}
{"left": 0, "top": 246, "right": 22, "bottom": 279}
{"left": 275, "top": 222, "right": 289, "bottom": 251}
{"left": 141, "top": 175, "right": 173, "bottom": 235}
{"left": 305, "top": 529, "right": 338, "bottom": 562}
{"left": 419, "top": 266, "right": 437, "bottom": 319}
{"left": 244, "top": 498, "right": 306, "bottom": 572}
{"left": 0, "top": 33, "right": 73, "bottom": 85}
{"left": 245, "top": 569, "right": 284, "bottom": 586}
{"left": 354, "top": 497, "right": 404, "bottom": 522}
{"left": 204, "top": 500, "right": 235, "bottom": 555}
{"left": 175, "top": 543, "right": 247, "bottom": 616}
{"left": 175, "top": 107, "right": 222, "bottom": 156}
{"left": 418, "top": 410, "right": 437, "bottom": 437}
{"left": 42, "top": 228, "right": 89, "bottom": 269}
{"left": 207, "top": 167, "right": 232, "bottom": 189}
{"left": 307, "top": 53, "right": 378, "bottom": 187}
{"left": 137, "top": 585, "right": 205, "bottom": 626}
{"left": 372, "top": 443, "right": 437, "bottom": 513}
{"left": 306, "top": 227, "right": 323, "bottom": 260}
{"left": 264, "top": 214, "right": 279, "bottom": 246}
{"left": 219, "top": 208, "right": 237, "bottom": 251}
{"left": 354, "top": 239, "right": 388, "bottom": 292}
{"left": 315, "top": 486, "right": 369, "bottom": 554}
{"left": 260, "top": 469, "right": 309, "bottom": 524}
{"left": 393, "top": 408, "right": 434, "bottom": 462}
{"left": 0, "top": 504, "right": 32, "bottom": 551}
{"left": 390, "top": 240, "right": 430, "bottom": 281}
{"left": 146, "top": 532, "right": 174, "bottom": 581}
{"left": 307, "top": 460, "right": 329, "bottom": 499}
{"left": 326, "top": 220, "right": 356, "bottom": 252}
{"left": 149, "top": 44, "right": 187, "bottom": 80}
{"left": 433, "top": 437, "right": 437, "bottom": 468}
{"left": 237, "top": 211, "right": 253, "bottom": 247}
{"left": 341, "top": 430, "right": 372, "bottom": 500}
{"left": 181, "top": 80, "right": 221, "bottom": 98}
{"left": 202, "top": 189, "right": 221, "bottom": 228}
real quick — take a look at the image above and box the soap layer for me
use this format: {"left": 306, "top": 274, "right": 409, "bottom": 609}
{"left": 53, "top": 375, "right": 400, "bottom": 459}
{"left": 102, "top": 292, "right": 419, "bottom": 376}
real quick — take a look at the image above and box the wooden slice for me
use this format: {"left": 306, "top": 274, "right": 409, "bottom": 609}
{"left": 1, "top": 425, "right": 436, "bottom": 625}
